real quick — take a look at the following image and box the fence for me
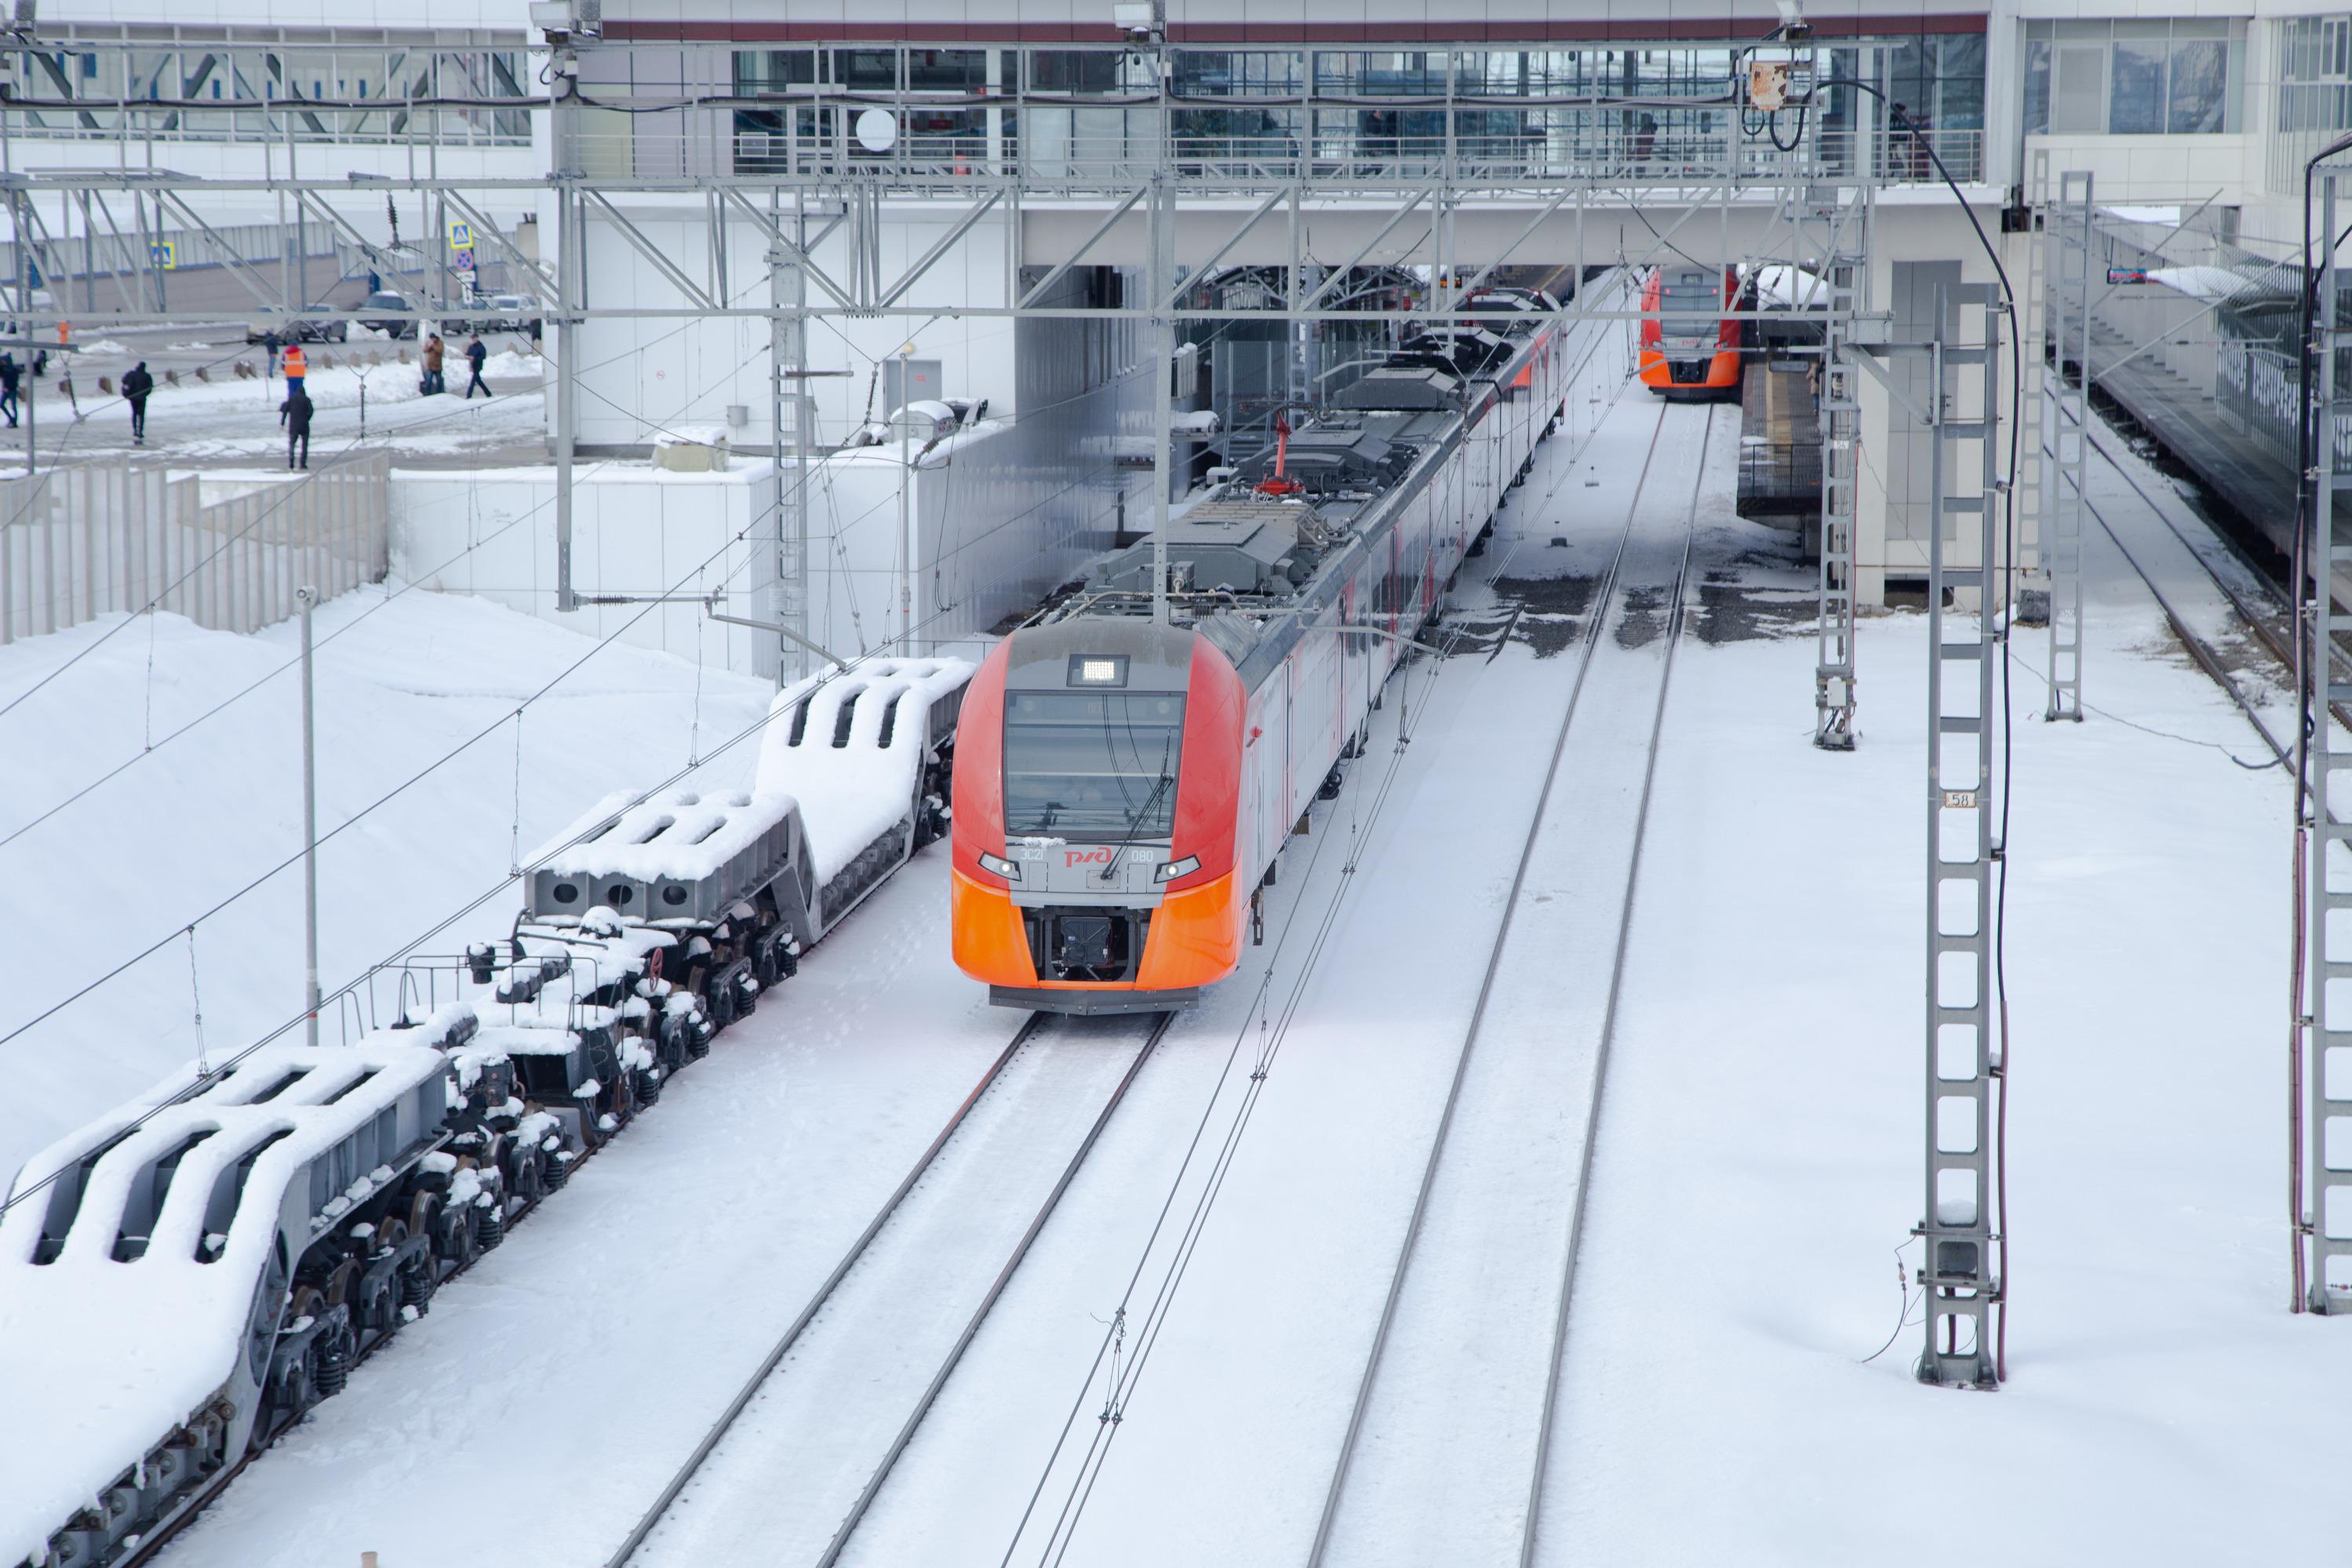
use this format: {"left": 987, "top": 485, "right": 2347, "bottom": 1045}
{"left": 0, "top": 450, "right": 390, "bottom": 644}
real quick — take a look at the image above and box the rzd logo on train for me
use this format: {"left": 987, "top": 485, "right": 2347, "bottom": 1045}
{"left": 1063, "top": 846, "right": 1119, "bottom": 868}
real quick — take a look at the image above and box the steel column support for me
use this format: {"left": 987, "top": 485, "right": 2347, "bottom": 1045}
{"left": 1148, "top": 170, "right": 1174, "bottom": 624}
{"left": 552, "top": 51, "right": 578, "bottom": 614}
{"left": 1918, "top": 282, "right": 2004, "bottom": 1387}
{"left": 2044, "top": 170, "right": 2092, "bottom": 722}
{"left": 1813, "top": 187, "right": 1865, "bottom": 750}
{"left": 2300, "top": 172, "right": 2352, "bottom": 1312}
{"left": 769, "top": 189, "right": 811, "bottom": 685}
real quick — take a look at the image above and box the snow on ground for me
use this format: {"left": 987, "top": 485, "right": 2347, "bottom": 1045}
{"left": 1542, "top": 441, "right": 2348, "bottom": 1563}
{"left": 0, "top": 586, "right": 770, "bottom": 1187}
{"left": 2, "top": 333, "right": 2336, "bottom": 1566}
{"left": 151, "top": 849, "right": 1022, "bottom": 1568}
{"left": 5, "top": 351, "right": 548, "bottom": 467}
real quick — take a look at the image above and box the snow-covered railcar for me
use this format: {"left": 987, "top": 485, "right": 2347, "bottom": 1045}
{"left": 950, "top": 291, "right": 1604, "bottom": 1011}
{"left": 0, "top": 659, "right": 972, "bottom": 1568}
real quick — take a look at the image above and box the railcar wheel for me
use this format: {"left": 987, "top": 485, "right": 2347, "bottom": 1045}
{"left": 435, "top": 1199, "right": 477, "bottom": 1268}
{"left": 509, "top": 1145, "right": 544, "bottom": 1210}
{"left": 320, "top": 1257, "right": 360, "bottom": 1308}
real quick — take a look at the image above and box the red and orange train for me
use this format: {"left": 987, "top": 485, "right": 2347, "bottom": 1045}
{"left": 1637, "top": 263, "right": 1749, "bottom": 401}
{"left": 952, "top": 289, "right": 1604, "bottom": 1011}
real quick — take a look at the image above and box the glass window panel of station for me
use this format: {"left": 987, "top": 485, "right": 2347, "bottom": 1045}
{"left": 1027, "top": 50, "right": 1127, "bottom": 95}
{"left": 1170, "top": 51, "right": 1303, "bottom": 97}
{"left": 2025, "top": 17, "right": 2243, "bottom": 136}
{"left": 905, "top": 49, "right": 984, "bottom": 92}
{"left": 735, "top": 49, "right": 827, "bottom": 93}
{"left": 2109, "top": 22, "right": 2169, "bottom": 134}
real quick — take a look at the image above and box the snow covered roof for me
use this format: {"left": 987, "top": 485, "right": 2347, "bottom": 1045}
{"left": 755, "top": 657, "right": 974, "bottom": 884}
{"left": 0, "top": 1045, "right": 451, "bottom": 1567}
{"left": 535, "top": 789, "right": 792, "bottom": 885}
{"left": 2145, "top": 263, "right": 2296, "bottom": 312}
{"left": 526, "top": 788, "right": 799, "bottom": 926}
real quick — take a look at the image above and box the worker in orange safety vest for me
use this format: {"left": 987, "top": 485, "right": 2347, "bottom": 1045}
{"left": 282, "top": 341, "right": 307, "bottom": 398}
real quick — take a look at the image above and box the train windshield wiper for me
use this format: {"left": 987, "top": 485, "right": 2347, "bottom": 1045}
{"left": 1094, "top": 766, "right": 1174, "bottom": 882}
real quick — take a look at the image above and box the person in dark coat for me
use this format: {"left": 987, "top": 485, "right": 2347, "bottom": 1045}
{"left": 463, "top": 334, "right": 490, "bottom": 398}
{"left": 122, "top": 361, "right": 154, "bottom": 445}
{"left": 280, "top": 385, "right": 314, "bottom": 470}
{"left": 0, "top": 352, "right": 20, "bottom": 428}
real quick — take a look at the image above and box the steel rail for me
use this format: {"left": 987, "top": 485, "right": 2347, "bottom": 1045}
{"left": 814, "top": 1011, "right": 1175, "bottom": 1568}
{"left": 602, "top": 1013, "right": 1050, "bottom": 1568}
{"left": 2077, "top": 424, "right": 2336, "bottom": 756}
{"left": 1518, "top": 402, "right": 1713, "bottom": 1566}
{"left": 1305, "top": 395, "right": 1680, "bottom": 1567}
{"left": 2073, "top": 481, "right": 2291, "bottom": 765}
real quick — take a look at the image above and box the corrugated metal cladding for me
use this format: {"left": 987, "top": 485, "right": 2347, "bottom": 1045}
{"left": 599, "top": 2, "right": 1990, "bottom": 42}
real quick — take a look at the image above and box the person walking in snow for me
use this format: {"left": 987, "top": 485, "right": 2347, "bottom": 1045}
{"left": 122, "top": 360, "right": 154, "bottom": 446}
{"left": 463, "top": 333, "right": 490, "bottom": 399}
{"left": 422, "top": 333, "right": 446, "bottom": 395}
{"left": 1, "top": 352, "right": 21, "bottom": 428}
{"left": 281, "top": 384, "right": 314, "bottom": 470}
{"left": 282, "top": 340, "right": 308, "bottom": 398}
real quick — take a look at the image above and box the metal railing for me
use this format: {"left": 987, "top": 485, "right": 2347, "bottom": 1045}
{"left": 643, "top": 125, "right": 1985, "bottom": 193}
{"left": 1737, "top": 439, "right": 1823, "bottom": 517}
{"left": 0, "top": 450, "right": 390, "bottom": 644}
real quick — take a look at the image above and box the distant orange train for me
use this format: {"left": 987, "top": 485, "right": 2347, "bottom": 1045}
{"left": 1637, "top": 264, "right": 1747, "bottom": 401}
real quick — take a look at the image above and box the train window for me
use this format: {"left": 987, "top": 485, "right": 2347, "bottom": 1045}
{"left": 1003, "top": 692, "right": 1186, "bottom": 841}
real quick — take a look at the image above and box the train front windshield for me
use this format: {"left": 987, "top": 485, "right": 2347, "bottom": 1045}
{"left": 1003, "top": 692, "right": 1186, "bottom": 841}
{"left": 1658, "top": 269, "right": 1722, "bottom": 347}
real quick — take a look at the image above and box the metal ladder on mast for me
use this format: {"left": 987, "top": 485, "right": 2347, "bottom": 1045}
{"left": 1813, "top": 187, "right": 1866, "bottom": 749}
{"left": 1918, "top": 281, "right": 2005, "bottom": 1386}
{"left": 2044, "top": 171, "right": 2093, "bottom": 722}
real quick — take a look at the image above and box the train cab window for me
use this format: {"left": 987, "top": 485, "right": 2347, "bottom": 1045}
{"left": 1657, "top": 267, "right": 1725, "bottom": 347}
{"left": 1004, "top": 692, "right": 1186, "bottom": 841}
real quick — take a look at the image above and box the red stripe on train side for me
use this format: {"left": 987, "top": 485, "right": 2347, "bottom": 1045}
{"left": 1165, "top": 635, "right": 1244, "bottom": 895}
{"left": 951, "top": 636, "right": 1014, "bottom": 886}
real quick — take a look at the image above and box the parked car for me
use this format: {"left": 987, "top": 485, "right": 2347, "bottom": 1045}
{"left": 358, "top": 291, "right": 419, "bottom": 339}
{"left": 0, "top": 283, "right": 57, "bottom": 337}
{"left": 244, "top": 305, "right": 350, "bottom": 345}
{"left": 458, "top": 293, "right": 542, "bottom": 336}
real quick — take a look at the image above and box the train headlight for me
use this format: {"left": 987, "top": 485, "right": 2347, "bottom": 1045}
{"left": 978, "top": 851, "right": 1021, "bottom": 882}
{"left": 1152, "top": 855, "right": 1200, "bottom": 883}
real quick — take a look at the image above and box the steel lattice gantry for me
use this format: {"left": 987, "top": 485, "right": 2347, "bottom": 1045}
{"left": 2043, "top": 170, "right": 2092, "bottom": 723}
{"left": 1851, "top": 278, "right": 2008, "bottom": 1384}
{"left": 1805, "top": 183, "right": 1871, "bottom": 750}
{"left": 2299, "top": 174, "right": 2352, "bottom": 1315}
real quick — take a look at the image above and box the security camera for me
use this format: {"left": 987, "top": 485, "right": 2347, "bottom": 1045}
{"left": 1775, "top": 0, "right": 1812, "bottom": 42}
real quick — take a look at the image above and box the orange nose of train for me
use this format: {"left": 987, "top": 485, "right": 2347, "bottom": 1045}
{"left": 951, "top": 618, "right": 1246, "bottom": 1013}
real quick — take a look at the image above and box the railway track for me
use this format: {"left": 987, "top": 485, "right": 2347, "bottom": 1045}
{"left": 1309, "top": 401, "right": 1712, "bottom": 1566}
{"left": 2064, "top": 420, "right": 2352, "bottom": 767}
{"left": 609, "top": 1009, "right": 1171, "bottom": 1568}
{"left": 2066, "top": 429, "right": 2297, "bottom": 763}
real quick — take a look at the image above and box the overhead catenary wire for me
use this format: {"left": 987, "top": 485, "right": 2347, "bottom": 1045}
{"left": 0, "top": 271, "right": 759, "bottom": 726}
{"left": 1001, "top": 366, "right": 1639, "bottom": 1568}
{"left": 0, "top": 574, "right": 981, "bottom": 1223}
{"left": 0, "top": 308, "right": 744, "bottom": 849}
